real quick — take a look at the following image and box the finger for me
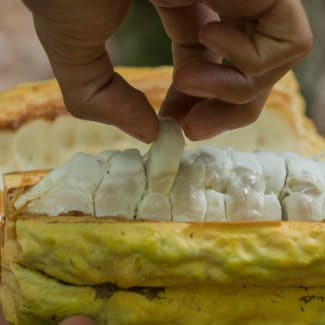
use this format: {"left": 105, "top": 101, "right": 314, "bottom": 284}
{"left": 173, "top": 59, "right": 296, "bottom": 104}
{"left": 183, "top": 91, "right": 270, "bottom": 140}
{"left": 70, "top": 71, "right": 159, "bottom": 143}
{"left": 200, "top": 0, "right": 313, "bottom": 76}
{"left": 153, "top": 2, "right": 220, "bottom": 67}
{"left": 202, "top": 0, "right": 275, "bottom": 17}
{"left": 31, "top": 3, "right": 158, "bottom": 143}
{"left": 58, "top": 316, "right": 94, "bottom": 325}
{"left": 158, "top": 85, "right": 201, "bottom": 126}
{"left": 153, "top": 2, "right": 220, "bottom": 122}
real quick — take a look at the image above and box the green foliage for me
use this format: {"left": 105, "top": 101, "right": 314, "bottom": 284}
{"left": 114, "top": 1, "right": 172, "bottom": 66}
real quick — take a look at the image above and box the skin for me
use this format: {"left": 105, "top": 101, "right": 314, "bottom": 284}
{"left": 0, "top": 1, "right": 312, "bottom": 324}
{"left": 19, "top": 0, "right": 312, "bottom": 143}
{"left": 154, "top": 0, "right": 313, "bottom": 139}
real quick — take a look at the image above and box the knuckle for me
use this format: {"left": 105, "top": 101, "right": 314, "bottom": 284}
{"left": 295, "top": 32, "right": 314, "bottom": 56}
{"left": 242, "top": 107, "right": 261, "bottom": 125}
{"left": 67, "top": 107, "right": 87, "bottom": 120}
{"left": 173, "top": 66, "right": 189, "bottom": 90}
{"left": 230, "top": 76, "right": 257, "bottom": 104}
{"left": 241, "top": 60, "right": 268, "bottom": 76}
{"left": 128, "top": 88, "right": 151, "bottom": 111}
{"left": 233, "top": 87, "right": 256, "bottom": 104}
{"left": 63, "top": 87, "right": 101, "bottom": 121}
{"left": 65, "top": 99, "right": 90, "bottom": 120}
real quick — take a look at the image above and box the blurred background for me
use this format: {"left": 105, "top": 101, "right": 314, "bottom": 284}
{"left": 1, "top": 0, "right": 325, "bottom": 133}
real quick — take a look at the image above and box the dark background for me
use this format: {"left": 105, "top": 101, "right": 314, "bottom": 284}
{"left": 1, "top": 0, "right": 325, "bottom": 133}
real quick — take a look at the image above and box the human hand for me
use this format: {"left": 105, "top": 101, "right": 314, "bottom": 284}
{"left": 22, "top": 0, "right": 159, "bottom": 143}
{"left": 22, "top": 0, "right": 312, "bottom": 143}
{"left": 154, "top": 0, "right": 313, "bottom": 140}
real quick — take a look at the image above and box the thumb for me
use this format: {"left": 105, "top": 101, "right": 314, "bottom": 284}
{"left": 58, "top": 316, "right": 95, "bottom": 325}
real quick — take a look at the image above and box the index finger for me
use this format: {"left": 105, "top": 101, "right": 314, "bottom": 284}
{"left": 200, "top": 0, "right": 313, "bottom": 75}
{"left": 152, "top": 1, "right": 220, "bottom": 123}
{"left": 29, "top": 1, "right": 159, "bottom": 143}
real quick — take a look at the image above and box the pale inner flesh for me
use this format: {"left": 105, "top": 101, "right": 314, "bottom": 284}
{"left": 15, "top": 118, "right": 325, "bottom": 222}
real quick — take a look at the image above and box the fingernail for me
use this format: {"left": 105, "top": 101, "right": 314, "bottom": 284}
{"left": 184, "top": 120, "right": 227, "bottom": 141}
{"left": 179, "top": 87, "right": 215, "bottom": 99}
{"left": 123, "top": 126, "right": 158, "bottom": 144}
{"left": 187, "top": 128, "right": 227, "bottom": 140}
